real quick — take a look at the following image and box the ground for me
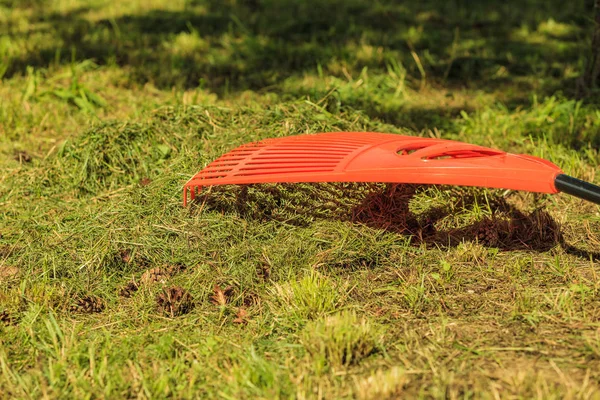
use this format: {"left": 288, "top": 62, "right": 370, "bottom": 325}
{"left": 1, "top": 0, "right": 600, "bottom": 398}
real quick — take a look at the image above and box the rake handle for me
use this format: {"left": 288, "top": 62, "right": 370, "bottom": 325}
{"left": 555, "top": 174, "right": 600, "bottom": 205}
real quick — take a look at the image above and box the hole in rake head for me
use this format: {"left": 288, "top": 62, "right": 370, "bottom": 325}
{"left": 396, "top": 146, "right": 427, "bottom": 156}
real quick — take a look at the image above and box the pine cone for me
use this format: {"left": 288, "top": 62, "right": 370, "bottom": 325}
{"left": 0, "top": 310, "right": 13, "bottom": 325}
{"left": 70, "top": 295, "right": 105, "bottom": 314}
{"left": 13, "top": 151, "right": 32, "bottom": 163}
{"left": 242, "top": 292, "right": 260, "bottom": 307}
{"left": 118, "top": 249, "right": 132, "bottom": 264}
{"left": 140, "top": 267, "right": 168, "bottom": 286}
{"left": 257, "top": 263, "right": 270, "bottom": 281}
{"left": 156, "top": 286, "right": 194, "bottom": 317}
{"left": 477, "top": 222, "right": 499, "bottom": 246}
{"left": 166, "top": 263, "right": 185, "bottom": 276}
{"left": 119, "top": 281, "right": 139, "bottom": 298}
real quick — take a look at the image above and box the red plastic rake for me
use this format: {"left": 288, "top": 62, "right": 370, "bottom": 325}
{"left": 183, "top": 132, "right": 600, "bottom": 206}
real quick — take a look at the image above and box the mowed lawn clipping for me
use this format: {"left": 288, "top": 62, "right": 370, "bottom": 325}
{"left": 2, "top": 0, "right": 600, "bottom": 398}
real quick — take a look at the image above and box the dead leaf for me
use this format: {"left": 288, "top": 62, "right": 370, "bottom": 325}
{"left": 0, "top": 266, "right": 19, "bottom": 281}
{"left": 211, "top": 285, "right": 226, "bottom": 306}
{"left": 140, "top": 178, "right": 152, "bottom": 186}
{"left": 211, "top": 285, "right": 233, "bottom": 306}
{"left": 233, "top": 308, "right": 248, "bottom": 324}
{"left": 372, "top": 306, "right": 385, "bottom": 317}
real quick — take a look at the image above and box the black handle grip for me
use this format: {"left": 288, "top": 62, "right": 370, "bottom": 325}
{"left": 554, "top": 174, "right": 600, "bottom": 205}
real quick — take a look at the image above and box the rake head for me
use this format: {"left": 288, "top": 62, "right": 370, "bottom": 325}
{"left": 184, "top": 132, "right": 600, "bottom": 206}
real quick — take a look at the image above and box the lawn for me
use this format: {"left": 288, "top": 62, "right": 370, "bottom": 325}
{"left": 1, "top": 0, "right": 600, "bottom": 398}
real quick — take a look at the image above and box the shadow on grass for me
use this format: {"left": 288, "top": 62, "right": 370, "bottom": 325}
{"left": 3, "top": 0, "right": 589, "bottom": 98}
{"left": 357, "top": 105, "right": 469, "bottom": 132}
{"left": 6, "top": 0, "right": 598, "bottom": 148}
{"left": 192, "top": 182, "right": 600, "bottom": 260}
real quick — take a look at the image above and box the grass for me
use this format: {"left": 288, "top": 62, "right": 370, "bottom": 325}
{"left": 301, "top": 310, "right": 382, "bottom": 369}
{"left": 1, "top": 0, "right": 600, "bottom": 398}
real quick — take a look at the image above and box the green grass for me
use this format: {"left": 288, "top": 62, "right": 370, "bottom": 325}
{"left": 1, "top": 0, "right": 600, "bottom": 398}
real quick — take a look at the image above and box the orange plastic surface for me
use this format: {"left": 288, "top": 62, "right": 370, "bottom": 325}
{"left": 183, "top": 132, "right": 563, "bottom": 206}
